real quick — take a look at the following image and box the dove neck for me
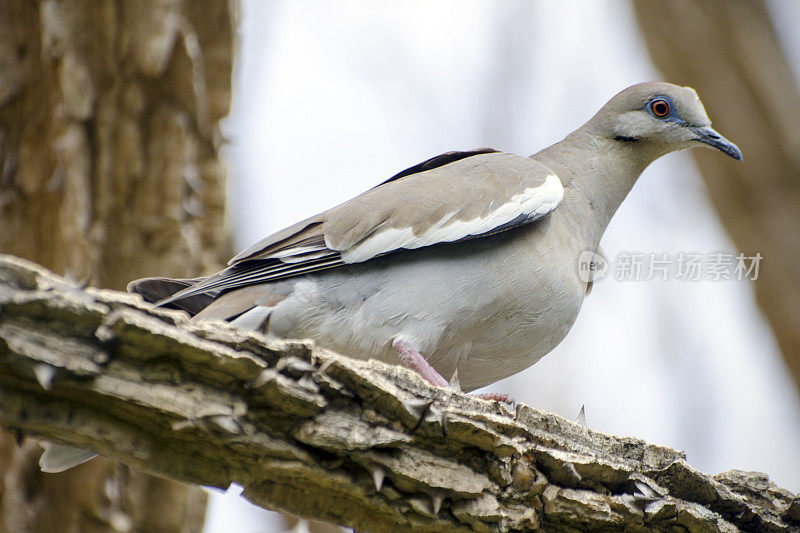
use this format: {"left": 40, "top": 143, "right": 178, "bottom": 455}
{"left": 532, "top": 130, "right": 650, "bottom": 252}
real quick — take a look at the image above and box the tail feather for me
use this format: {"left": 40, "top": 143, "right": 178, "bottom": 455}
{"left": 127, "top": 277, "right": 218, "bottom": 316}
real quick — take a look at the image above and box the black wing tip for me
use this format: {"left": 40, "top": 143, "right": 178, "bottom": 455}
{"left": 128, "top": 277, "right": 217, "bottom": 315}
{"left": 377, "top": 148, "right": 502, "bottom": 187}
{"left": 128, "top": 277, "right": 192, "bottom": 303}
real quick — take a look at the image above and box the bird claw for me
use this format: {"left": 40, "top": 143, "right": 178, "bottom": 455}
{"left": 472, "top": 392, "right": 516, "bottom": 409}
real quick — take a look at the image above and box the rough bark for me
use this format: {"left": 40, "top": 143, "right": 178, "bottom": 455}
{"left": 1, "top": 255, "right": 797, "bottom": 532}
{"left": 632, "top": 0, "right": 800, "bottom": 394}
{"left": 0, "top": 0, "right": 233, "bottom": 287}
{"left": 0, "top": 1, "right": 235, "bottom": 531}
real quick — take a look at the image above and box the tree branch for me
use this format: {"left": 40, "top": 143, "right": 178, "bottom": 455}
{"left": 0, "top": 254, "right": 797, "bottom": 532}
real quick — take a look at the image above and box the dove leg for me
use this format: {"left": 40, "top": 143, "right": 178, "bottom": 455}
{"left": 391, "top": 340, "right": 514, "bottom": 404}
{"left": 393, "top": 339, "right": 449, "bottom": 388}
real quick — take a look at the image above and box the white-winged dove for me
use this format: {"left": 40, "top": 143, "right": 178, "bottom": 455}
{"left": 42, "top": 82, "right": 741, "bottom": 472}
{"left": 135, "top": 82, "right": 741, "bottom": 392}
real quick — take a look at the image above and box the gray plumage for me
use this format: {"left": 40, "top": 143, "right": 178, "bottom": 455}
{"left": 42, "top": 82, "right": 741, "bottom": 474}
{"left": 133, "top": 82, "right": 741, "bottom": 393}
{"left": 40, "top": 83, "right": 741, "bottom": 472}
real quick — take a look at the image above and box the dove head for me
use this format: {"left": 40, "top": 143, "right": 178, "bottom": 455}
{"left": 586, "top": 82, "right": 741, "bottom": 162}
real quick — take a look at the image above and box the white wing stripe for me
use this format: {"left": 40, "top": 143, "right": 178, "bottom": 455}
{"left": 339, "top": 174, "right": 563, "bottom": 263}
{"left": 269, "top": 245, "right": 328, "bottom": 260}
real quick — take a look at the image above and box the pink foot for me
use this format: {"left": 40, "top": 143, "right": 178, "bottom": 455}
{"left": 472, "top": 392, "right": 516, "bottom": 407}
{"left": 393, "top": 339, "right": 448, "bottom": 388}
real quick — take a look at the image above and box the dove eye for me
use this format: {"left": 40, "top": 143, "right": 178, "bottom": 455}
{"left": 650, "top": 98, "right": 671, "bottom": 118}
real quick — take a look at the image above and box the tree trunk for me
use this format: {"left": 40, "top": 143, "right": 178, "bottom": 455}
{"left": 0, "top": 1, "right": 235, "bottom": 531}
{"left": 632, "top": 0, "right": 800, "bottom": 394}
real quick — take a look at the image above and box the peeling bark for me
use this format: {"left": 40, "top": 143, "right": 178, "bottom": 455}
{"left": 1, "top": 255, "right": 797, "bottom": 532}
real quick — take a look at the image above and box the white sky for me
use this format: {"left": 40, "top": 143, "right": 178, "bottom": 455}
{"left": 208, "top": 2, "right": 800, "bottom": 530}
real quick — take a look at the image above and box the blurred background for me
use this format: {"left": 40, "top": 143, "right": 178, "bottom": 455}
{"left": 0, "top": 1, "right": 798, "bottom": 532}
